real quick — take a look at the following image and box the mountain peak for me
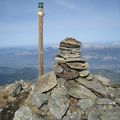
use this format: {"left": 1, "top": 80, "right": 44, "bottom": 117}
{"left": 0, "top": 38, "right": 120, "bottom": 120}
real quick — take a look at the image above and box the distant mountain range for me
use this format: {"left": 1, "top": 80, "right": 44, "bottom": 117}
{"left": 0, "top": 45, "right": 120, "bottom": 85}
{"left": 45, "top": 42, "right": 120, "bottom": 49}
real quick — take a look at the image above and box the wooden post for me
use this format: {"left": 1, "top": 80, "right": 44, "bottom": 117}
{"left": 38, "top": 2, "right": 44, "bottom": 80}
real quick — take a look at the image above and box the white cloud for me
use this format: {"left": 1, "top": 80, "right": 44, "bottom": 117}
{"left": 52, "top": 0, "right": 76, "bottom": 10}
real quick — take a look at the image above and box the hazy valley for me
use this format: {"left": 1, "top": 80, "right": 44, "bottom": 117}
{"left": 0, "top": 44, "right": 120, "bottom": 85}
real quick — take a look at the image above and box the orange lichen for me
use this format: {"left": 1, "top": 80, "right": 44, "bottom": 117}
{"left": 69, "top": 97, "right": 78, "bottom": 112}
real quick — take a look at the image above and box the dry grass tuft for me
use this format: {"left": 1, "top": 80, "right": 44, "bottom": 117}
{"left": 0, "top": 89, "right": 9, "bottom": 108}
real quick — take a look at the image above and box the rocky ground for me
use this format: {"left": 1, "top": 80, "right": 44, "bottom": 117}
{"left": 0, "top": 38, "right": 120, "bottom": 120}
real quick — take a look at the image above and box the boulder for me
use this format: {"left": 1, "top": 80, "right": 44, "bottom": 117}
{"left": 94, "top": 75, "right": 111, "bottom": 86}
{"left": 65, "top": 80, "right": 96, "bottom": 99}
{"left": 32, "top": 92, "right": 50, "bottom": 108}
{"left": 57, "top": 53, "right": 80, "bottom": 59}
{"left": 62, "top": 109, "right": 81, "bottom": 120}
{"left": 55, "top": 57, "right": 66, "bottom": 64}
{"left": 53, "top": 65, "right": 64, "bottom": 76}
{"left": 66, "top": 57, "right": 86, "bottom": 63}
{"left": 60, "top": 71, "right": 79, "bottom": 80}
{"left": 77, "top": 98, "right": 95, "bottom": 113}
{"left": 36, "top": 71, "right": 57, "bottom": 93}
{"left": 88, "top": 107, "right": 99, "bottom": 120}
{"left": 86, "top": 74, "right": 93, "bottom": 80}
{"left": 88, "top": 106, "right": 120, "bottom": 120}
{"left": 67, "top": 62, "right": 89, "bottom": 70}
{"left": 13, "top": 106, "right": 32, "bottom": 120}
{"left": 76, "top": 77, "right": 109, "bottom": 98}
{"left": 99, "top": 108, "right": 120, "bottom": 120}
{"left": 79, "top": 70, "right": 90, "bottom": 78}
{"left": 48, "top": 86, "right": 70, "bottom": 119}
{"left": 60, "top": 63, "right": 71, "bottom": 72}
{"left": 96, "top": 98, "right": 116, "bottom": 105}
{"left": 12, "top": 83, "right": 22, "bottom": 97}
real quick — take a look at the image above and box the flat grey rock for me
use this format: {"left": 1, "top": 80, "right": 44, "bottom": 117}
{"left": 32, "top": 92, "right": 49, "bottom": 108}
{"left": 71, "top": 48, "right": 80, "bottom": 54}
{"left": 77, "top": 98, "right": 95, "bottom": 113}
{"left": 57, "top": 78, "right": 66, "bottom": 88}
{"left": 94, "top": 75, "right": 111, "bottom": 86}
{"left": 88, "top": 100, "right": 120, "bottom": 120}
{"left": 55, "top": 57, "right": 66, "bottom": 63}
{"left": 99, "top": 108, "right": 120, "bottom": 120}
{"left": 12, "top": 83, "right": 22, "bottom": 97}
{"left": 76, "top": 77, "right": 108, "bottom": 98}
{"left": 86, "top": 74, "right": 93, "bottom": 80}
{"left": 32, "top": 111, "right": 58, "bottom": 120}
{"left": 36, "top": 71, "right": 57, "bottom": 93}
{"left": 115, "top": 88, "right": 120, "bottom": 105}
{"left": 79, "top": 70, "right": 90, "bottom": 78}
{"left": 67, "top": 62, "right": 89, "bottom": 70}
{"left": 61, "top": 71, "right": 79, "bottom": 80}
{"left": 62, "top": 109, "right": 81, "bottom": 120}
{"left": 116, "top": 88, "right": 120, "bottom": 96}
{"left": 54, "top": 65, "right": 79, "bottom": 80}
{"left": 96, "top": 98, "right": 116, "bottom": 105}
{"left": 13, "top": 106, "right": 32, "bottom": 120}
{"left": 32, "top": 114, "right": 46, "bottom": 120}
{"left": 109, "top": 83, "right": 120, "bottom": 88}
{"left": 60, "top": 48, "right": 80, "bottom": 54}
{"left": 88, "top": 106, "right": 120, "bottom": 120}
{"left": 106, "top": 86, "right": 116, "bottom": 99}
{"left": 48, "top": 86, "right": 70, "bottom": 119}
{"left": 115, "top": 98, "right": 120, "bottom": 105}
{"left": 60, "top": 38, "right": 81, "bottom": 48}
{"left": 53, "top": 65, "right": 64, "bottom": 76}
{"left": 107, "top": 87, "right": 120, "bottom": 104}
{"left": 60, "top": 63, "right": 71, "bottom": 72}
{"left": 88, "top": 107, "right": 99, "bottom": 120}
{"left": 57, "top": 53, "right": 80, "bottom": 59}
{"left": 60, "top": 50, "right": 72, "bottom": 54}
{"left": 65, "top": 80, "right": 96, "bottom": 99}
{"left": 66, "top": 57, "right": 86, "bottom": 63}
{"left": 60, "top": 47, "right": 80, "bottom": 54}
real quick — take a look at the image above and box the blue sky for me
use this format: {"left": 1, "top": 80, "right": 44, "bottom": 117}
{"left": 0, "top": 0, "right": 120, "bottom": 47}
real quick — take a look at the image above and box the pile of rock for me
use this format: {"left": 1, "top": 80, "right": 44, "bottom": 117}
{"left": 54, "top": 38, "right": 93, "bottom": 81}
{"left": 0, "top": 80, "right": 32, "bottom": 120}
{"left": 13, "top": 38, "right": 120, "bottom": 120}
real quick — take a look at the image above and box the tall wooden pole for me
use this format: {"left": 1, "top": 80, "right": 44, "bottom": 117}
{"left": 38, "top": 2, "right": 44, "bottom": 80}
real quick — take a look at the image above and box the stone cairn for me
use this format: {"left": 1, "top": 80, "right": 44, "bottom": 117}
{"left": 54, "top": 37, "right": 92, "bottom": 81}
{"left": 13, "top": 38, "right": 120, "bottom": 120}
